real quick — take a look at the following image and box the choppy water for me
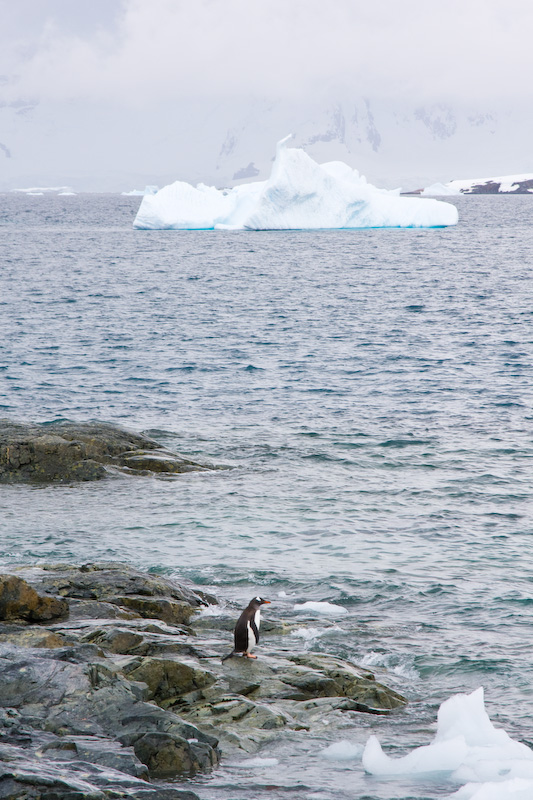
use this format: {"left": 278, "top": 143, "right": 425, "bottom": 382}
{"left": 1, "top": 193, "right": 533, "bottom": 799}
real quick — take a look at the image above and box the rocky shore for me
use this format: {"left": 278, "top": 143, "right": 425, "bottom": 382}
{"left": 0, "top": 563, "right": 407, "bottom": 799}
{"left": 0, "top": 420, "right": 218, "bottom": 483}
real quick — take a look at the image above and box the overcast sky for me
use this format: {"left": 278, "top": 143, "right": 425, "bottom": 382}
{"left": 1, "top": 0, "right": 533, "bottom": 189}
{"left": 3, "top": 0, "right": 533, "bottom": 107}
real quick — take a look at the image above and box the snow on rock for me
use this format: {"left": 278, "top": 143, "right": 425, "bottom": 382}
{"left": 133, "top": 136, "right": 458, "bottom": 230}
{"left": 445, "top": 173, "right": 533, "bottom": 194}
{"left": 362, "top": 688, "right": 533, "bottom": 797}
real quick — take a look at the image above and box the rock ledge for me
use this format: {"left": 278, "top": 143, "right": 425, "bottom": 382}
{"left": 0, "top": 563, "right": 407, "bottom": 799}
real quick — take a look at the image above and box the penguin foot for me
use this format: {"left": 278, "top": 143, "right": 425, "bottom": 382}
{"left": 244, "top": 653, "right": 258, "bottom": 659}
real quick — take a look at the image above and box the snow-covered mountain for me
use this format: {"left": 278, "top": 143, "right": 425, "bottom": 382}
{"left": 416, "top": 173, "right": 533, "bottom": 195}
{"left": 1, "top": 94, "right": 532, "bottom": 193}
{"left": 446, "top": 173, "right": 533, "bottom": 194}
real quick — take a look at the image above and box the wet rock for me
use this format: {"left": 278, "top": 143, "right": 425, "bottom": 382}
{"left": 37, "top": 734, "right": 149, "bottom": 779}
{"left": 0, "top": 745, "right": 200, "bottom": 799}
{"left": 0, "top": 575, "right": 69, "bottom": 622}
{"left": 123, "top": 656, "right": 216, "bottom": 702}
{"left": 79, "top": 624, "right": 200, "bottom": 658}
{"left": 0, "top": 419, "right": 216, "bottom": 483}
{"left": 11, "top": 563, "right": 209, "bottom": 608}
{"left": 0, "top": 562, "right": 408, "bottom": 796}
{"left": 121, "top": 450, "right": 208, "bottom": 474}
{"left": 133, "top": 731, "right": 217, "bottom": 778}
{"left": 0, "top": 627, "right": 68, "bottom": 648}
{"left": 285, "top": 653, "right": 407, "bottom": 709}
{"left": 107, "top": 596, "right": 196, "bottom": 626}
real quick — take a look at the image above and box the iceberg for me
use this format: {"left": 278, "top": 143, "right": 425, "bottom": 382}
{"left": 421, "top": 182, "right": 462, "bottom": 197}
{"left": 362, "top": 688, "right": 533, "bottom": 798}
{"left": 133, "top": 136, "right": 458, "bottom": 230}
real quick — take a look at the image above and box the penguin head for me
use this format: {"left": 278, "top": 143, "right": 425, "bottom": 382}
{"left": 249, "top": 596, "right": 271, "bottom": 608}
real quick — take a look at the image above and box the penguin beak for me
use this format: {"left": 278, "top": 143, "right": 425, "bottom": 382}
{"left": 262, "top": 600, "right": 271, "bottom": 604}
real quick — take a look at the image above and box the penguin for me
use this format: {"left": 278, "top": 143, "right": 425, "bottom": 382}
{"left": 222, "top": 596, "right": 271, "bottom": 661}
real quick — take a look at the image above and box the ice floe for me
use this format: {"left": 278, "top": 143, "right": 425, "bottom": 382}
{"left": 362, "top": 688, "right": 533, "bottom": 798}
{"left": 320, "top": 740, "right": 363, "bottom": 761}
{"left": 421, "top": 182, "right": 462, "bottom": 196}
{"left": 293, "top": 601, "right": 348, "bottom": 617}
{"left": 133, "top": 136, "right": 458, "bottom": 230}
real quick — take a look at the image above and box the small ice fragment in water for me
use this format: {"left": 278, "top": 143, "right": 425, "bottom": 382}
{"left": 320, "top": 740, "right": 363, "bottom": 761}
{"left": 293, "top": 601, "right": 347, "bottom": 616}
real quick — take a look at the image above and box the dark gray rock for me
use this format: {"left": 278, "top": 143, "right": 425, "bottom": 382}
{"left": 11, "top": 563, "right": 210, "bottom": 609}
{"left": 0, "top": 562, "right": 408, "bottom": 796}
{"left": 132, "top": 731, "right": 218, "bottom": 778}
{"left": 0, "top": 420, "right": 216, "bottom": 483}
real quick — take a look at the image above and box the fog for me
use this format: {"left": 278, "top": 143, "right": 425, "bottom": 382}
{"left": 1, "top": 0, "right": 532, "bottom": 191}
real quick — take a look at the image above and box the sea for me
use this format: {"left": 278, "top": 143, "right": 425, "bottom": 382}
{"left": 1, "top": 192, "right": 533, "bottom": 800}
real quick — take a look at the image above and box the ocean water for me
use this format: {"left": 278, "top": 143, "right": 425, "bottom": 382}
{"left": 1, "top": 192, "right": 533, "bottom": 799}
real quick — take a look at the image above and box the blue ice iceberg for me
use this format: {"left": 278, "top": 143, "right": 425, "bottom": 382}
{"left": 133, "top": 136, "right": 458, "bottom": 230}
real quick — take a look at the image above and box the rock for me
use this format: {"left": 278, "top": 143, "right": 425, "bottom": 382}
{"left": 11, "top": 562, "right": 210, "bottom": 608}
{"left": 0, "top": 419, "right": 217, "bottom": 483}
{"left": 123, "top": 656, "right": 216, "bottom": 702}
{"left": 38, "top": 735, "right": 149, "bottom": 779}
{"left": 0, "top": 562, "right": 408, "bottom": 796}
{"left": 285, "top": 653, "right": 407, "bottom": 710}
{"left": 121, "top": 450, "right": 208, "bottom": 474}
{"left": 133, "top": 731, "right": 218, "bottom": 778}
{"left": 0, "top": 575, "right": 69, "bottom": 622}
{"left": 0, "top": 627, "right": 68, "bottom": 648}
{"left": 107, "top": 595, "right": 196, "bottom": 625}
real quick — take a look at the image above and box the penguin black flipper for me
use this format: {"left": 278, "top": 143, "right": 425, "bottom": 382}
{"left": 233, "top": 611, "right": 249, "bottom": 653}
{"left": 250, "top": 618, "right": 259, "bottom": 644}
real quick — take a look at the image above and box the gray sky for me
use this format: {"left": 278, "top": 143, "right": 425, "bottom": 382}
{"left": 3, "top": 0, "right": 533, "bottom": 105}
{"left": 1, "top": 0, "right": 533, "bottom": 190}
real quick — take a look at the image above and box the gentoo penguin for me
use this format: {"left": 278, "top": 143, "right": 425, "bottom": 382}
{"left": 222, "top": 596, "right": 271, "bottom": 661}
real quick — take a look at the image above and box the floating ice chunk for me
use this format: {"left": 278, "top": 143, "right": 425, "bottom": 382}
{"left": 421, "top": 182, "right": 462, "bottom": 196}
{"left": 320, "top": 740, "right": 363, "bottom": 761}
{"left": 293, "top": 601, "right": 347, "bottom": 616}
{"left": 122, "top": 185, "right": 159, "bottom": 196}
{"left": 451, "top": 776, "right": 533, "bottom": 799}
{"left": 363, "top": 733, "right": 468, "bottom": 775}
{"left": 134, "top": 136, "right": 458, "bottom": 230}
{"left": 435, "top": 687, "right": 516, "bottom": 749}
{"left": 362, "top": 688, "right": 533, "bottom": 797}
